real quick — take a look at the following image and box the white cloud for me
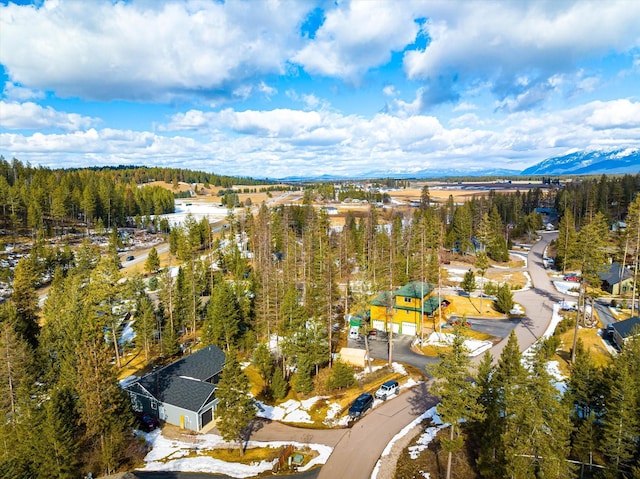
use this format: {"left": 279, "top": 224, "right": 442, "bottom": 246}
{"left": 292, "top": 1, "right": 420, "bottom": 81}
{"left": 0, "top": 101, "right": 97, "bottom": 130}
{"left": 404, "top": 1, "right": 640, "bottom": 106}
{"left": 2, "top": 82, "right": 44, "bottom": 102}
{"left": 586, "top": 99, "right": 640, "bottom": 130}
{"left": 0, "top": 0, "right": 310, "bottom": 101}
{"left": 383, "top": 85, "right": 397, "bottom": 97}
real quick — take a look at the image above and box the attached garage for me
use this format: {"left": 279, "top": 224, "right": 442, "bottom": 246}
{"left": 401, "top": 322, "right": 417, "bottom": 336}
{"left": 372, "top": 320, "right": 385, "bottom": 331}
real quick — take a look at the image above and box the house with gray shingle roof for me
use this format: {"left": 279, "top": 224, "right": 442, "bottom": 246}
{"left": 124, "top": 345, "right": 225, "bottom": 432}
{"left": 610, "top": 316, "right": 640, "bottom": 350}
{"left": 599, "top": 262, "right": 633, "bottom": 295}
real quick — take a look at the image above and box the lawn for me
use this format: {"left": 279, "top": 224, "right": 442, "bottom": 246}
{"left": 552, "top": 325, "right": 613, "bottom": 374}
{"left": 445, "top": 295, "right": 506, "bottom": 318}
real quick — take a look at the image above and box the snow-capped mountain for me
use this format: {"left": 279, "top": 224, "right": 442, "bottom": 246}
{"left": 521, "top": 149, "right": 640, "bottom": 176}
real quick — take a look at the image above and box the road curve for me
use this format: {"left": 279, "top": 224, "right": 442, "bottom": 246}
{"left": 489, "top": 230, "right": 561, "bottom": 359}
{"left": 317, "top": 382, "right": 437, "bottom": 479}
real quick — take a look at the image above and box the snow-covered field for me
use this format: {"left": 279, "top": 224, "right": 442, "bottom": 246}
{"left": 160, "top": 201, "right": 229, "bottom": 227}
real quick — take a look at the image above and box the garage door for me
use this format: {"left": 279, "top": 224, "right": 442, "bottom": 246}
{"left": 372, "top": 320, "right": 385, "bottom": 331}
{"left": 401, "top": 322, "right": 416, "bottom": 336}
{"left": 201, "top": 407, "right": 213, "bottom": 428}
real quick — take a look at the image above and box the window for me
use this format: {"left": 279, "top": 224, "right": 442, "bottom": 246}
{"left": 403, "top": 297, "right": 412, "bottom": 304}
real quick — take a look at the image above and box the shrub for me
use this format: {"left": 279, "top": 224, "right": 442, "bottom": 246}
{"left": 326, "top": 360, "right": 356, "bottom": 391}
{"left": 483, "top": 281, "right": 499, "bottom": 297}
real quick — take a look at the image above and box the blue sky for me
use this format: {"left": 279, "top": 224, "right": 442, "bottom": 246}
{"left": 1, "top": 0, "right": 639, "bottom": 179}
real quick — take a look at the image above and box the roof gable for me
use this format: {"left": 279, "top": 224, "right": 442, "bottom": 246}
{"left": 157, "top": 345, "right": 225, "bottom": 381}
{"left": 156, "top": 376, "right": 217, "bottom": 412}
{"left": 395, "top": 281, "right": 434, "bottom": 299}
{"left": 599, "top": 262, "right": 633, "bottom": 284}
{"left": 612, "top": 316, "right": 640, "bottom": 339}
{"left": 126, "top": 345, "right": 226, "bottom": 413}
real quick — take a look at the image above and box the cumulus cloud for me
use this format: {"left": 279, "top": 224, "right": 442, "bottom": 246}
{"left": 5, "top": 97, "right": 638, "bottom": 178}
{"left": 586, "top": 99, "right": 640, "bottom": 129}
{"left": 2, "top": 82, "right": 44, "bottom": 102}
{"left": 404, "top": 1, "right": 640, "bottom": 107}
{"left": 0, "top": 101, "right": 97, "bottom": 130}
{"left": 291, "top": 1, "right": 420, "bottom": 81}
{"left": 0, "top": 0, "right": 310, "bottom": 102}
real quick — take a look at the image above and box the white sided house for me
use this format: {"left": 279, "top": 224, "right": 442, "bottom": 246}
{"left": 125, "top": 345, "right": 226, "bottom": 432}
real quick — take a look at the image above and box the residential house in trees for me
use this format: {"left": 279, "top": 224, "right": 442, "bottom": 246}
{"left": 369, "top": 281, "right": 443, "bottom": 336}
{"left": 610, "top": 316, "right": 640, "bottom": 350}
{"left": 124, "top": 345, "right": 226, "bottom": 432}
{"left": 599, "top": 262, "right": 634, "bottom": 295}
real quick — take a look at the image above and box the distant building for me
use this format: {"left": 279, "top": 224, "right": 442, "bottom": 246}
{"left": 322, "top": 206, "right": 339, "bottom": 215}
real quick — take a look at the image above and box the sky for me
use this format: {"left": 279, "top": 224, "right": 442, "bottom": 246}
{"left": 1, "top": 0, "right": 639, "bottom": 179}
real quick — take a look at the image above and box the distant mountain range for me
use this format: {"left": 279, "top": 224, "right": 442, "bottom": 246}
{"left": 521, "top": 148, "right": 640, "bottom": 176}
{"left": 277, "top": 148, "right": 639, "bottom": 181}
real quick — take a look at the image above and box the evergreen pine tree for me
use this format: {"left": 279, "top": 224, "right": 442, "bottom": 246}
{"left": 252, "top": 343, "right": 274, "bottom": 387}
{"left": 475, "top": 252, "right": 490, "bottom": 315}
{"left": 270, "top": 366, "right": 288, "bottom": 400}
{"left": 134, "top": 294, "right": 156, "bottom": 362}
{"left": 428, "top": 325, "right": 484, "bottom": 479}
{"left": 292, "top": 354, "right": 314, "bottom": 395}
{"left": 145, "top": 246, "right": 160, "bottom": 274}
{"left": 204, "top": 280, "right": 241, "bottom": 351}
{"left": 461, "top": 269, "right": 477, "bottom": 296}
{"left": 474, "top": 351, "right": 502, "bottom": 478}
{"left": 495, "top": 283, "right": 514, "bottom": 314}
{"left": 9, "top": 257, "right": 40, "bottom": 348}
{"left": 37, "top": 387, "right": 81, "bottom": 478}
{"left": 215, "top": 351, "right": 257, "bottom": 455}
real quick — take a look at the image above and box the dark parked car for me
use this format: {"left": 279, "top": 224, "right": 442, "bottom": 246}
{"left": 348, "top": 393, "right": 374, "bottom": 419}
{"left": 135, "top": 413, "right": 160, "bottom": 432}
{"left": 126, "top": 255, "right": 135, "bottom": 261}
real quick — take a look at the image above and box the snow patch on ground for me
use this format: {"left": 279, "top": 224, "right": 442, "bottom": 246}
{"left": 510, "top": 303, "right": 524, "bottom": 315}
{"left": 139, "top": 429, "right": 332, "bottom": 476}
{"left": 256, "top": 398, "right": 322, "bottom": 424}
{"left": 119, "top": 320, "right": 136, "bottom": 346}
{"left": 553, "top": 281, "right": 580, "bottom": 296}
{"left": 371, "top": 407, "right": 445, "bottom": 479}
{"left": 522, "top": 303, "right": 568, "bottom": 392}
{"left": 424, "top": 332, "right": 493, "bottom": 357}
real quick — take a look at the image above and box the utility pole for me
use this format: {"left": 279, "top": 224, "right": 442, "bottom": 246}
{"left": 388, "top": 233, "right": 394, "bottom": 367}
{"left": 571, "top": 282, "right": 584, "bottom": 363}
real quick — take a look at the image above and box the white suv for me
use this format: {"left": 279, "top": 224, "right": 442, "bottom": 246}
{"left": 375, "top": 380, "right": 399, "bottom": 400}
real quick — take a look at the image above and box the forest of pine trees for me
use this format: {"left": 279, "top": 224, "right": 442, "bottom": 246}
{"left": 0, "top": 167, "right": 639, "bottom": 477}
